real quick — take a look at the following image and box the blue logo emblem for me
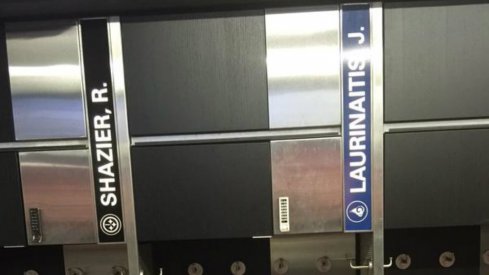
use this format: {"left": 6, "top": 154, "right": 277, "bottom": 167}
{"left": 346, "top": 201, "right": 369, "bottom": 223}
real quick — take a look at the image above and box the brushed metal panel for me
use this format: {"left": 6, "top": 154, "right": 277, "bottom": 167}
{"left": 271, "top": 137, "right": 342, "bottom": 234}
{"left": 385, "top": 2, "right": 489, "bottom": 122}
{"left": 6, "top": 21, "right": 86, "bottom": 140}
{"left": 266, "top": 7, "right": 340, "bottom": 129}
{"left": 270, "top": 234, "right": 355, "bottom": 275}
{"left": 20, "top": 150, "right": 97, "bottom": 245}
{"left": 122, "top": 12, "right": 268, "bottom": 135}
{"left": 63, "top": 244, "right": 128, "bottom": 274}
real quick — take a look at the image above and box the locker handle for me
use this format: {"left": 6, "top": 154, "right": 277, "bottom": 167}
{"left": 349, "top": 257, "right": 392, "bottom": 269}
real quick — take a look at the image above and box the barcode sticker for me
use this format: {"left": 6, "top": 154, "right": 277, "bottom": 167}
{"left": 279, "top": 197, "right": 290, "bottom": 232}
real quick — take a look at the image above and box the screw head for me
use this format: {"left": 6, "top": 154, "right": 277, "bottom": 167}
{"left": 439, "top": 251, "right": 455, "bottom": 268}
{"left": 316, "top": 256, "right": 332, "bottom": 273}
{"left": 395, "top": 254, "right": 411, "bottom": 270}
{"left": 482, "top": 250, "right": 489, "bottom": 265}
{"left": 24, "top": 270, "right": 39, "bottom": 275}
{"left": 230, "top": 261, "right": 246, "bottom": 275}
{"left": 188, "top": 263, "right": 204, "bottom": 275}
{"left": 273, "top": 258, "right": 289, "bottom": 274}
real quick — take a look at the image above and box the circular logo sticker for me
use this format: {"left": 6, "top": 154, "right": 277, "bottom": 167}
{"left": 100, "top": 214, "right": 122, "bottom": 236}
{"left": 346, "top": 201, "right": 369, "bottom": 223}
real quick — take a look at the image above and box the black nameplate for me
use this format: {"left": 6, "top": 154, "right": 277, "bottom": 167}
{"left": 81, "top": 19, "right": 124, "bottom": 243}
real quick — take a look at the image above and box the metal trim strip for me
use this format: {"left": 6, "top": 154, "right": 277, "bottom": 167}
{"left": 131, "top": 127, "right": 341, "bottom": 146}
{"left": 384, "top": 118, "right": 489, "bottom": 133}
{"left": 0, "top": 139, "right": 88, "bottom": 152}
{"left": 107, "top": 16, "right": 140, "bottom": 274}
{"left": 371, "top": 2, "right": 385, "bottom": 274}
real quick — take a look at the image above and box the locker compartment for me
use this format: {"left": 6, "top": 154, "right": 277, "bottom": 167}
{"left": 132, "top": 142, "right": 272, "bottom": 241}
{"left": 19, "top": 150, "right": 97, "bottom": 245}
{"left": 385, "top": 226, "right": 480, "bottom": 275}
{"left": 271, "top": 138, "right": 342, "bottom": 234}
{"left": 0, "top": 23, "right": 14, "bottom": 142}
{"left": 385, "top": 129, "right": 489, "bottom": 229}
{"left": 121, "top": 12, "right": 268, "bottom": 136}
{"left": 145, "top": 238, "right": 270, "bottom": 275}
{"left": 5, "top": 21, "right": 87, "bottom": 140}
{"left": 270, "top": 234, "right": 355, "bottom": 275}
{"left": 0, "top": 246, "right": 65, "bottom": 274}
{"left": 0, "top": 152, "right": 25, "bottom": 247}
{"left": 266, "top": 7, "right": 341, "bottom": 129}
{"left": 384, "top": 2, "right": 489, "bottom": 122}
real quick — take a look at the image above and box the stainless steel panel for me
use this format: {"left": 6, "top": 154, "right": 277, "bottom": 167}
{"left": 108, "top": 17, "right": 140, "bottom": 275}
{"left": 20, "top": 150, "right": 97, "bottom": 245}
{"left": 63, "top": 244, "right": 128, "bottom": 275}
{"left": 266, "top": 7, "right": 341, "bottom": 129}
{"left": 371, "top": 3, "right": 385, "bottom": 275}
{"left": 270, "top": 234, "right": 355, "bottom": 275}
{"left": 6, "top": 21, "right": 86, "bottom": 140}
{"left": 271, "top": 137, "right": 342, "bottom": 234}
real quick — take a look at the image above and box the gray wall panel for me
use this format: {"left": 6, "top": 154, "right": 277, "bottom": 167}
{"left": 384, "top": 2, "right": 489, "bottom": 122}
{"left": 385, "top": 129, "right": 489, "bottom": 229}
{"left": 122, "top": 12, "right": 268, "bottom": 135}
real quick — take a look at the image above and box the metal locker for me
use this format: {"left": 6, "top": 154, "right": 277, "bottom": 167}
{"left": 6, "top": 21, "right": 87, "bottom": 141}
{"left": 271, "top": 137, "right": 342, "bottom": 235}
{"left": 384, "top": 2, "right": 489, "bottom": 122}
{"left": 121, "top": 12, "right": 269, "bottom": 135}
{"left": 266, "top": 7, "right": 341, "bottom": 129}
{"left": 0, "top": 152, "right": 25, "bottom": 247}
{"left": 19, "top": 150, "right": 97, "bottom": 245}
{"left": 385, "top": 129, "right": 489, "bottom": 229}
{"left": 131, "top": 142, "right": 273, "bottom": 241}
{"left": 270, "top": 234, "right": 355, "bottom": 275}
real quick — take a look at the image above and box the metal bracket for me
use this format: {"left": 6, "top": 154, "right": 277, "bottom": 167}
{"left": 349, "top": 257, "right": 392, "bottom": 270}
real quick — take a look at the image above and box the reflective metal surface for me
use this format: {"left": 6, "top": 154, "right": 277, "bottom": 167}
{"left": 270, "top": 234, "right": 355, "bottom": 275}
{"left": 132, "top": 127, "right": 341, "bottom": 146}
{"left": 370, "top": 3, "right": 385, "bottom": 275}
{"left": 108, "top": 17, "right": 140, "bottom": 275}
{"left": 63, "top": 244, "right": 128, "bottom": 275}
{"left": 271, "top": 137, "right": 342, "bottom": 234}
{"left": 0, "top": 139, "right": 87, "bottom": 152}
{"left": 384, "top": 118, "right": 489, "bottom": 133}
{"left": 20, "top": 150, "right": 97, "bottom": 245}
{"left": 266, "top": 7, "right": 340, "bottom": 129}
{"left": 6, "top": 21, "right": 86, "bottom": 140}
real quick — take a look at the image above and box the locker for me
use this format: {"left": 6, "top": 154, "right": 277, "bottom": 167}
{"left": 385, "top": 129, "right": 489, "bottom": 229}
{"left": 384, "top": 2, "right": 489, "bottom": 122}
{"left": 132, "top": 142, "right": 272, "bottom": 241}
{"left": 121, "top": 12, "right": 269, "bottom": 135}
{"left": 19, "top": 150, "right": 97, "bottom": 245}
{"left": 5, "top": 21, "right": 87, "bottom": 140}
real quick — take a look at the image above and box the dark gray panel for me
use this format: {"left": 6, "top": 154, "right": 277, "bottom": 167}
{"left": 0, "top": 246, "right": 65, "bottom": 273}
{"left": 385, "top": 227, "right": 479, "bottom": 275}
{"left": 132, "top": 142, "right": 272, "bottom": 241}
{"left": 122, "top": 12, "right": 268, "bottom": 135}
{"left": 151, "top": 239, "right": 270, "bottom": 275}
{"left": 0, "top": 23, "right": 15, "bottom": 142}
{"left": 384, "top": 2, "right": 489, "bottom": 122}
{"left": 385, "top": 129, "right": 489, "bottom": 229}
{"left": 0, "top": 153, "right": 25, "bottom": 246}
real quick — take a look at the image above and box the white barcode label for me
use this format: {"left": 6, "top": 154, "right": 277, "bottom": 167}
{"left": 279, "top": 197, "right": 290, "bottom": 232}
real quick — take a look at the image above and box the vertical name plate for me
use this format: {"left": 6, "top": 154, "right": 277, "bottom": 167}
{"left": 81, "top": 19, "right": 124, "bottom": 243}
{"left": 342, "top": 4, "right": 372, "bottom": 232}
